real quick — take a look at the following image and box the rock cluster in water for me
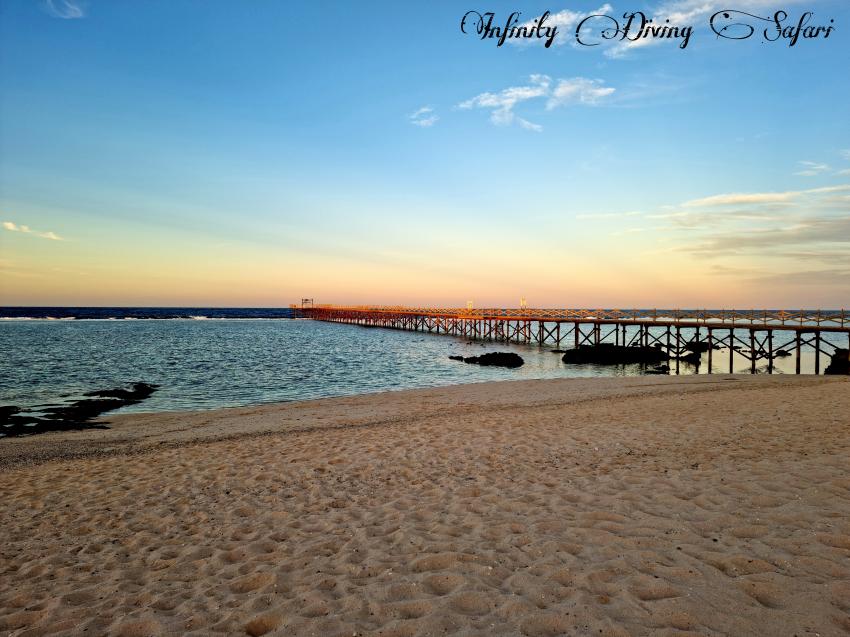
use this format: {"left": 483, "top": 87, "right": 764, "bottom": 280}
{"left": 449, "top": 352, "right": 524, "bottom": 368}
{"left": 825, "top": 349, "right": 850, "bottom": 375}
{"left": 0, "top": 382, "right": 159, "bottom": 438}
{"left": 562, "top": 344, "right": 669, "bottom": 365}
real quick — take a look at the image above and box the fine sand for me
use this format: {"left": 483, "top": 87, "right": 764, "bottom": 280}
{"left": 1, "top": 375, "right": 849, "bottom": 636}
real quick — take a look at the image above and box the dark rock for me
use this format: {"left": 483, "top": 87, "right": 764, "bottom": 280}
{"left": 0, "top": 382, "right": 159, "bottom": 438}
{"left": 685, "top": 340, "right": 711, "bottom": 354}
{"left": 462, "top": 352, "right": 524, "bottom": 368}
{"left": 0, "top": 406, "right": 21, "bottom": 420}
{"left": 825, "top": 349, "right": 850, "bottom": 375}
{"left": 448, "top": 355, "right": 465, "bottom": 362}
{"left": 550, "top": 349, "right": 568, "bottom": 354}
{"left": 774, "top": 349, "right": 792, "bottom": 358}
{"left": 678, "top": 351, "right": 702, "bottom": 365}
{"left": 84, "top": 383, "right": 158, "bottom": 401}
{"left": 645, "top": 364, "right": 670, "bottom": 375}
{"left": 562, "top": 344, "right": 669, "bottom": 365}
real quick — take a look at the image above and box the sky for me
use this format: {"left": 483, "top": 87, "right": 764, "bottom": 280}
{"left": 1, "top": 0, "right": 849, "bottom": 308}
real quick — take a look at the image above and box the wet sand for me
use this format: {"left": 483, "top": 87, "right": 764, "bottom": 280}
{"left": 1, "top": 375, "right": 849, "bottom": 636}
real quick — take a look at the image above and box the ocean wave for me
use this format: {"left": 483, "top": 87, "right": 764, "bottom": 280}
{"left": 0, "top": 316, "right": 76, "bottom": 321}
{"left": 0, "top": 308, "right": 299, "bottom": 321}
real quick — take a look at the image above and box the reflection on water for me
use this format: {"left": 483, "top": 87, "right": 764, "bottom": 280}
{"left": 0, "top": 319, "right": 845, "bottom": 414}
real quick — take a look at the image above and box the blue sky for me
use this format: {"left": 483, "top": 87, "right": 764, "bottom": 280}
{"left": 1, "top": 0, "right": 849, "bottom": 307}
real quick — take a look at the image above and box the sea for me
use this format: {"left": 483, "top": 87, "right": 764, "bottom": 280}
{"left": 1, "top": 307, "right": 845, "bottom": 418}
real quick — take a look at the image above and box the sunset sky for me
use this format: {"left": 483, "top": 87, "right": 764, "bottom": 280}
{"left": 1, "top": 0, "right": 849, "bottom": 308}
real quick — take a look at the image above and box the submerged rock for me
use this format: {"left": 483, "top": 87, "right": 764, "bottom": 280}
{"left": 448, "top": 355, "right": 465, "bottom": 361}
{"left": 678, "top": 351, "right": 702, "bottom": 365}
{"left": 83, "top": 384, "right": 158, "bottom": 401}
{"left": 0, "top": 382, "right": 159, "bottom": 438}
{"left": 685, "top": 340, "right": 712, "bottom": 354}
{"left": 562, "top": 344, "right": 669, "bottom": 365}
{"left": 645, "top": 364, "right": 671, "bottom": 375}
{"left": 825, "top": 349, "right": 850, "bottom": 375}
{"left": 461, "top": 352, "right": 524, "bottom": 368}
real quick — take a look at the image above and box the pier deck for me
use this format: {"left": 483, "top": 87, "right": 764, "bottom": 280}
{"left": 293, "top": 305, "right": 850, "bottom": 375}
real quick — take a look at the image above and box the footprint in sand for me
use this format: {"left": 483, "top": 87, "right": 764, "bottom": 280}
{"left": 424, "top": 573, "right": 465, "bottom": 596}
{"left": 229, "top": 571, "right": 275, "bottom": 593}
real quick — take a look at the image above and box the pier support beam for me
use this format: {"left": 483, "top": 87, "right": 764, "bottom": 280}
{"left": 796, "top": 333, "right": 801, "bottom": 374}
{"left": 730, "top": 329, "right": 735, "bottom": 374}
{"left": 750, "top": 329, "right": 756, "bottom": 375}
{"left": 815, "top": 331, "right": 821, "bottom": 375}
{"left": 708, "top": 329, "right": 713, "bottom": 373}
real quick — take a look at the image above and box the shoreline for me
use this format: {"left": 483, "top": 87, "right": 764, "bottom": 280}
{"left": 2, "top": 375, "right": 849, "bottom": 636}
{"left": 1, "top": 374, "right": 838, "bottom": 469}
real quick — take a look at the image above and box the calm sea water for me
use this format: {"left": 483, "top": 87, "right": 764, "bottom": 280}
{"left": 1, "top": 308, "right": 844, "bottom": 414}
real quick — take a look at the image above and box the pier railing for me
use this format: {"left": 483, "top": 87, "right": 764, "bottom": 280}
{"left": 292, "top": 304, "right": 849, "bottom": 375}
{"left": 294, "top": 306, "right": 847, "bottom": 328}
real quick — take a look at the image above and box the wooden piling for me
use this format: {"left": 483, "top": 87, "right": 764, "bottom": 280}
{"left": 815, "top": 331, "right": 821, "bottom": 374}
{"left": 707, "top": 328, "right": 713, "bottom": 373}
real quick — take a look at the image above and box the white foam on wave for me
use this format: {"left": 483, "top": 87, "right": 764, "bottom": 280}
{"left": 0, "top": 317, "right": 76, "bottom": 321}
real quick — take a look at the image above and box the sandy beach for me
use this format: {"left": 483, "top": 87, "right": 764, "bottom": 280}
{"left": 1, "top": 375, "right": 849, "bottom": 636}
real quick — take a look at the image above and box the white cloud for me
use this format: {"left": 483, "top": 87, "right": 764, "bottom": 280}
{"left": 602, "top": 0, "right": 813, "bottom": 58}
{"left": 683, "top": 192, "right": 796, "bottom": 207}
{"left": 513, "top": 4, "right": 613, "bottom": 47}
{"left": 458, "top": 75, "right": 615, "bottom": 131}
{"left": 795, "top": 161, "right": 830, "bottom": 177}
{"left": 2, "top": 220, "right": 65, "bottom": 240}
{"left": 678, "top": 216, "right": 850, "bottom": 257}
{"left": 458, "top": 74, "right": 550, "bottom": 128}
{"left": 518, "top": 118, "right": 543, "bottom": 133}
{"left": 547, "top": 78, "right": 616, "bottom": 109}
{"left": 409, "top": 106, "right": 438, "bottom": 128}
{"left": 634, "top": 182, "right": 850, "bottom": 262}
{"left": 42, "top": 0, "right": 85, "bottom": 19}
{"left": 681, "top": 185, "right": 850, "bottom": 209}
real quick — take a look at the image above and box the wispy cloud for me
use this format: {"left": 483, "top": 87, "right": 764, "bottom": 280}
{"left": 458, "top": 75, "right": 550, "bottom": 130}
{"left": 841, "top": 149, "right": 850, "bottom": 161}
{"left": 2, "top": 221, "right": 65, "bottom": 241}
{"left": 458, "top": 75, "right": 615, "bottom": 131}
{"left": 678, "top": 216, "right": 850, "bottom": 256}
{"left": 651, "top": 184, "right": 850, "bottom": 259}
{"left": 547, "top": 78, "right": 616, "bottom": 109}
{"left": 513, "top": 4, "right": 613, "bottom": 47}
{"left": 409, "top": 106, "right": 439, "bottom": 128}
{"left": 598, "top": 0, "right": 812, "bottom": 58}
{"left": 42, "top": 0, "right": 85, "bottom": 19}
{"left": 681, "top": 185, "right": 850, "bottom": 209}
{"left": 748, "top": 267, "right": 850, "bottom": 287}
{"left": 795, "top": 160, "right": 831, "bottom": 177}
{"left": 775, "top": 250, "right": 850, "bottom": 266}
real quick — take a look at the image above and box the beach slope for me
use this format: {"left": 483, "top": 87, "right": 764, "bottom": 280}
{"left": 1, "top": 375, "right": 849, "bottom": 636}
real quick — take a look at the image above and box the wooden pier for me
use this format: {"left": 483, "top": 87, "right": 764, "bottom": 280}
{"left": 293, "top": 305, "right": 850, "bottom": 375}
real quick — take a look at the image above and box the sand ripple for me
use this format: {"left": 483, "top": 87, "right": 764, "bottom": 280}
{"left": 1, "top": 376, "right": 849, "bottom": 635}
